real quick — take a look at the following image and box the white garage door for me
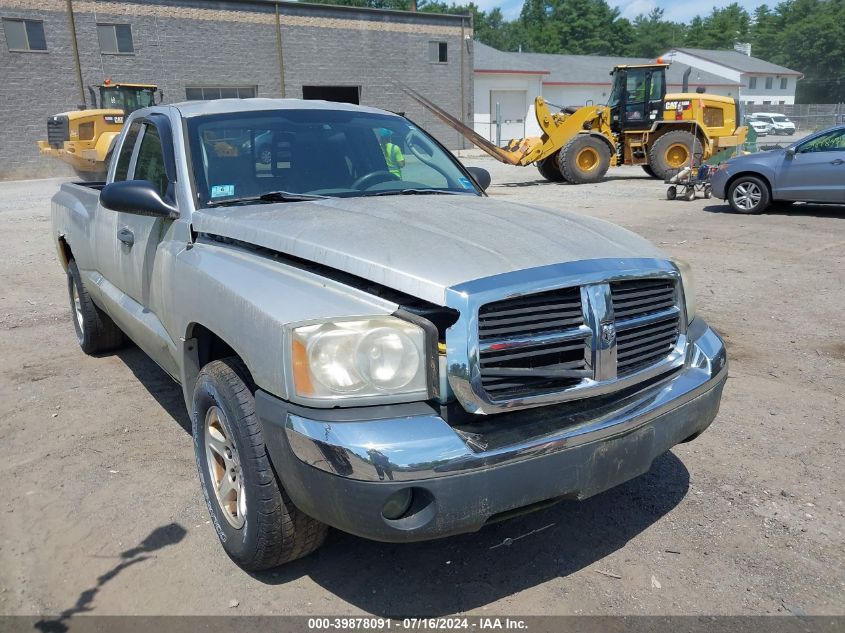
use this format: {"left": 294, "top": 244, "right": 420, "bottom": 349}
{"left": 490, "top": 90, "right": 527, "bottom": 144}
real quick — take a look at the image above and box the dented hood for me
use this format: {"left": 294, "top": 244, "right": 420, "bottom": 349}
{"left": 191, "top": 195, "right": 668, "bottom": 306}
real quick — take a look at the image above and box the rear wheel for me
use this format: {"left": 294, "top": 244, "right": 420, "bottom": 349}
{"left": 666, "top": 186, "right": 677, "bottom": 200}
{"left": 536, "top": 152, "right": 566, "bottom": 182}
{"left": 648, "top": 131, "right": 703, "bottom": 180}
{"left": 728, "top": 175, "right": 770, "bottom": 214}
{"left": 193, "top": 358, "right": 327, "bottom": 570}
{"left": 66, "top": 259, "right": 123, "bottom": 355}
{"left": 558, "top": 135, "right": 611, "bottom": 184}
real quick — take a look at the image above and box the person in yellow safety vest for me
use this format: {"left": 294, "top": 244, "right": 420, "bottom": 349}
{"left": 378, "top": 128, "right": 405, "bottom": 178}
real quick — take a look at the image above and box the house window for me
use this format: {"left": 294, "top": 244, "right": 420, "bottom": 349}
{"left": 748, "top": 77, "right": 757, "bottom": 89}
{"left": 185, "top": 86, "right": 257, "bottom": 100}
{"left": 763, "top": 101, "right": 772, "bottom": 105}
{"left": 765, "top": 77, "right": 773, "bottom": 89}
{"left": 2, "top": 18, "right": 46, "bottom": 51}
{"left": 780, "top": 78, "right": 787, "bottom": 90}
{"left": 97, "top": 24, "right": 133, "bottom": 54}
{"left": 429, "top": 41, "right": 447, "bottom": 63}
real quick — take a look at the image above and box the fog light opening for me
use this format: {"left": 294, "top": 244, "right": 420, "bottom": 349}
{"left": 382, "top": 488, "right": 414, "bottom": 520}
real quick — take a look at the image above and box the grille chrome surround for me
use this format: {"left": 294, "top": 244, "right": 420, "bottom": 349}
{"left": 445, "top": 258, "right": 689, "bottom": 415}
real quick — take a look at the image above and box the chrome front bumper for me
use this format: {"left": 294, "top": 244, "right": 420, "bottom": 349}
{"left": 257, "top": 319, "right": 726, "bottom": 542}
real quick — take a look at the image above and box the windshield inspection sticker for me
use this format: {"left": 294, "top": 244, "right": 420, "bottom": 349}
{"left": 211, "top": 184, "right": 235, "bottom": 198}
{"left": 458, "top": 176, "right": 474, "bottom": 190}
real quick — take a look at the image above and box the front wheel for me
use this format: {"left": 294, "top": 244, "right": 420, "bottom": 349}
{"left": 193, "top": 358, "right": 327, "bottom": 570}
{"left": 557, "top": 135, "right": 611, "bottom": 184}
{"left": 728, "top": 175, "right": 770, "bottom": 214}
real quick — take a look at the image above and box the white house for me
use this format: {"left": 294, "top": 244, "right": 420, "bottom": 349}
{"left": 474, "top": 42, "right": 742, "bottom": 143}
{"left": 664, "top": 48, "right": 802, "bottom": 105}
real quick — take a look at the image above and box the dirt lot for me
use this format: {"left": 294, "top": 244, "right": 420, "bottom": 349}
{"left": 0, "top": 162, "right": 842, "bottom": 618}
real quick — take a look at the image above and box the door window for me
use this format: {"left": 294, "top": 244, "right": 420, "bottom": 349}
{"left": 133, "top": 124, "right": 169, "bottom": 198}
{"left": 798, "top": 129, "right": 845, "bottom": 153}
{"left": 113, "top": 121, "right": 142, "bottom": 181}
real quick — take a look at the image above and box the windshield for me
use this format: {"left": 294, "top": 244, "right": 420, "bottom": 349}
{"left": 772, "top": 116, "right": 789, "bottom": 122}
{"left": 187, "top": 109, "right": 481, "bottom": 207}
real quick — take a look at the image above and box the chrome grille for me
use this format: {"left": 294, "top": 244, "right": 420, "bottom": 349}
{"left": 611, "top": 278, "right": 681, "bottom": 376}
{"left": 477, "top": 287, "right": 590, "bottom": 399}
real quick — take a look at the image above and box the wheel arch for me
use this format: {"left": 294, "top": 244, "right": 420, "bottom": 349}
{"left": 182, "top": 323, "right": 256, "bottom": 412}
{"left": 651, "top": 121, "right": 709, "bottom": 146}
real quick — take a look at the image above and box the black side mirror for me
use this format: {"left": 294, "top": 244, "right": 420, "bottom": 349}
{"left": 786, "top": 147, "right": 796, "bottom": 159}
{"left": 101, "top": 180, "right": 178, "bottom": 218}
{"left": 466, "top": 166, "right": 491, "bottom": 192}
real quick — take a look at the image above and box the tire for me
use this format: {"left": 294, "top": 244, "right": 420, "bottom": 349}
{"left": 66, "top": 259, "right": 124, "bottom": 355}
{"left": 666, "top": 186, "right": 677, "bottom": 200}
{"left": 557, "top": 135, "right": 611, "bottom": 184}
{"left": 704, "top": 184, "right": 713, "bottom": 199}
{"left": 684, "top": 186, "right": 696, "bottom": 201}
{"left": 727, "top": 175, "right": 770, "bottom": 214}
{"left": 641, "top": 164, "right": 659, "bottom": 178}
{"left": 648, "top": 130, "right": 703, "bottom": 181}
{"left": 536, "top": 152, "right": 566, "bottom": 182}
{"left": 193, "top": 357, "right": 327, "bottom": 570}
{"left": 258, "top": 145, "right": 272, "bottom": 165}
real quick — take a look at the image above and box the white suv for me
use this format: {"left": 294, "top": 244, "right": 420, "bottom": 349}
{"left": 750, "top": 113, "right": 796, "bottom": 136}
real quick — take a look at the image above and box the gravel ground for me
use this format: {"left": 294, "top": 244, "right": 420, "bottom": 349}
{"left": 0, "top": 162, "right": 842, "bottom": 618}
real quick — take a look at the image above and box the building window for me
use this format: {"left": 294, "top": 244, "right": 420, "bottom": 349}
{"left": 429, "top": 41, "right": 447, "bottom": 63}
{"left": 779, "top": 100, "right": 786, "bottom": 105}
{"left": 748, "top": 77, "right": 757, "bottom": 89}
{"left": 2, "top": 18, "right": 46, "bottom": 51}
{"left": 765, "top": 77, "right": 773, "bottom": 89}
{"left": 780, "top": 77, "right": 787, "bottom": 90}
{"left": 763, "top": 100, "right": 772, "bottom": 105}
{"left": 185, "top": 86, "right": 257, "bottom": 100}
{"left": 97, "top": 24, "right": 133, "bottom": 54}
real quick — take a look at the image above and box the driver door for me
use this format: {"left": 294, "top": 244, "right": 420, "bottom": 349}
{"left": 111, "top": 119, "right": 180, "bottom": 376}
{"left": 774, "top": 128, "right": 845, "bottom": 203}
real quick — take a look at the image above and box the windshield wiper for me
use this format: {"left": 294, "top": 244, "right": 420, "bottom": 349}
{"left": 207, "top": 190, "right": 331, "bottom": 206}
{"left": 362, "top": 188, "right": 467, "bottom": 197}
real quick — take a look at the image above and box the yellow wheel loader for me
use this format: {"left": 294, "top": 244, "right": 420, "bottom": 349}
{"left": 37, "top": 81, "right": 160, "bottom": 179}
{"left": 402, "top": 63, "right": 747, "bottom": 183}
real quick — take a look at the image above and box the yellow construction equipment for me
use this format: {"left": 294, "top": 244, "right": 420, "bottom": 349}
{"left": 402, "top": 62, "right": 747, "bottom": 183}
{"left": 37, "top": 81, "right": 160, "bottom": 178}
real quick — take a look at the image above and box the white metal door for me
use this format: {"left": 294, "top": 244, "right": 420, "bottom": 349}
{"left": 490, "top": 90, "right": 527, "bottom": 144}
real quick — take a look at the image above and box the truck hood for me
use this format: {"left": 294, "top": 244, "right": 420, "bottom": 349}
{"left": 191, "top": 195, "right": 668, "bottom": 306}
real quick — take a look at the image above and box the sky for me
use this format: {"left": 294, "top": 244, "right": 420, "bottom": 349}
{"left": 479, "top": 0, "right": 770, "bottom": 22}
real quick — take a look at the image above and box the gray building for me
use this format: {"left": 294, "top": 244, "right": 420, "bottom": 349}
{"left": 0, "top": 0, "right": 473, "bottom": 179}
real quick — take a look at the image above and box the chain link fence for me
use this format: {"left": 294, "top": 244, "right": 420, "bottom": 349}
{"left": 746, "top": 102, "right": 845, "bottom": 135}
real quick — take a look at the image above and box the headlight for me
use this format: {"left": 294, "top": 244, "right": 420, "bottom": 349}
{"left": 674, "top": 259, "right": 697, "bottom": 323}
{"left": 288, "top": 317, "right": 429, "bottom": 405}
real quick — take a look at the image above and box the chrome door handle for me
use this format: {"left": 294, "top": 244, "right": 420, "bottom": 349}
{"left": 117, "top": 227, "right": 134, "bottom": 246}
{"left": 831, "top": 159, "right": 845, "bottom": 165}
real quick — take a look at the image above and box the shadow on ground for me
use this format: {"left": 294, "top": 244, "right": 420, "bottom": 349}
{"left": 494, "top": 175, "right": 646, "bottom": 188}
{"left": 255, "top": 451, "right": 690, "bottom": 617}
{"left": 116, "top": 346, "right": 191, "bottom": 433}
{"left": 703, "top": 202, "right": 845, "bottom": 218}
{"left": 34, "top": 523, "right": 187, "bottom": 632}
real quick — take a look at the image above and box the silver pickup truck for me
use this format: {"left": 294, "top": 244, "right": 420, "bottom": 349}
{"left": 51, "top": 99, "right": 727, "bottom": 571}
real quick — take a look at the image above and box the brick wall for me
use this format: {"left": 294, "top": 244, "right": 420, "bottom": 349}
{"left": 0, "top": 0, "right": 472, "bottom": 179}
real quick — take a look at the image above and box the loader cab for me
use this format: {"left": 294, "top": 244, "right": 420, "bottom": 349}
{"left": 97, "top": 82, "right": 158, "bottom": 115}
{"left": 608, "top": 65, "right": 667, "bottom": 132}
